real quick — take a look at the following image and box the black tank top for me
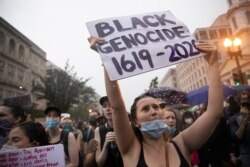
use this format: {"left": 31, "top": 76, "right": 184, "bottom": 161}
{"left": 137, "top": 143, "right": 148, "bottom": 167}
{"left": 136, "top": 141, "right": 190, "bottom": 167}
{"left": 170, "top": 140, "right": 190, "bottom": 167}
{"left": 99, "top": 124, "right": 124, "bottom": 167}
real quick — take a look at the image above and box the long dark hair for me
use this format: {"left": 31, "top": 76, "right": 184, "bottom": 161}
{"left": 15, "top": 122, "right": 49, "bottom": 146}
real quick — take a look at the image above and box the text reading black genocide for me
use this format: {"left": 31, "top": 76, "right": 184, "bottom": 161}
{"left": 94, "top": 13, "right": 200, "bottom": 75}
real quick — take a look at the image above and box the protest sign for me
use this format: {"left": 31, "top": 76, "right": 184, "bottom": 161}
{"left": 86, "top": 11, "right": 202, "bottom": 81}
{"left": 3, "top": 94, "right": 32, "bottom": 108}
{"left": 0, "top": 144, "right": 65, "bottom": 167}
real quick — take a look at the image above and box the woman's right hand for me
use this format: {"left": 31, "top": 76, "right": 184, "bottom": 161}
{"left": 87, "top": 36, "right": 105, "bottom": 52}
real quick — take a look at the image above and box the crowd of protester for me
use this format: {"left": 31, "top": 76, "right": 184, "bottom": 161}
{"left": 0, "top": 38, "right": 250, "bottom": 167}
{"left": 0, "top": 88, "right": 249, "bottom": 167}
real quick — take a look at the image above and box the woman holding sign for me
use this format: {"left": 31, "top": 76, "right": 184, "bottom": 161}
{"left": 89, "top": 36, "right": 223, "bottom": 167}
{"left": 1, "top": 122, "right": 49, "bottom": 151}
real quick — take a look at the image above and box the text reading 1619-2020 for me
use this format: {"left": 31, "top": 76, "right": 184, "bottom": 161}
{"left": 111, "top": 39, "right": 199, "bottom": 75}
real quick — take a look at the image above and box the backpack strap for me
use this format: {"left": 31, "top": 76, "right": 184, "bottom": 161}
{"left": 86, "top": 127, "right": 92, "bottom": 142}
{"left": 60, "top": 130, "right": 69, "bottom": 157}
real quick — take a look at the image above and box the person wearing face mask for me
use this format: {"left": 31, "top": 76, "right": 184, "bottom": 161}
{"left": 160, "top": 104, "right": 179, "bottom": 140}
{"left": 84, "top": 110, "right": 99, "bottom": 146}
{"left": 1, "top": 122, "right": 49, "bottom": 152}
{"left": 61, "top": 117, "right": 74, "bottom": 132}
{"left": 89, "top": 36, "right": 223, "bottom": 167}
{"left": 44, "top": 106, "right": 79, "bottom": 167}
{"left": 229, "top": 91, "right": 250, "bottom": 167}
{"left": 0, "top": 104, "right": 26, "bottom": 149}
{"left": 181, "top": 111, "right": 195, "bottom": 131}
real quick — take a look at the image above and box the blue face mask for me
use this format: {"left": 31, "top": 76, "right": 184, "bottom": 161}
{"left": 45, "top": 118, "right": 59, "bottom": 130}
{"left": 164, "top": 125, "right": 176, "bottom": 136}
{"left": 62, "top": 124, "right": 73, "bottom": 132}
{"left": 140, "top": 119, "right": 166, "bottom": 139}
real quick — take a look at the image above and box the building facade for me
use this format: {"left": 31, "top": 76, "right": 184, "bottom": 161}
{"left": 0, "top": 17, "right": 47, "bottom": 109}
{"left": 159, "top": 68, "right": 179, "bottom": 89}
{"left": 160, "top": 0, "right": 250, "bottom": 92}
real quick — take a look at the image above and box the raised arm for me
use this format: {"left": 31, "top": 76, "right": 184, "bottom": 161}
{"left": 88, "top": 36, "right": 137, "bottom": 155}
{"left": 104, "top": 69, "right": 137, "bottom": 154}
{"left": 179, "top": 41, "right": 224, "bottom": 153}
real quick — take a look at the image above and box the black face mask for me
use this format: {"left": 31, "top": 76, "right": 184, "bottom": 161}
{"left": 89, "top": 118, "right": 98, "bottom": 127}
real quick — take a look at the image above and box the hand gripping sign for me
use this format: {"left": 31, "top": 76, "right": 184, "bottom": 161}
{"left": 86, "top": 11, "right": 202, "bottom": 81}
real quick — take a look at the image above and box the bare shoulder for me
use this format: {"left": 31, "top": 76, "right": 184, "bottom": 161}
{"left": 95, "top": 127, "right": 100, "bottom": 133}
{"left": 68, "top": 132, "right": 76, "bottom": 141}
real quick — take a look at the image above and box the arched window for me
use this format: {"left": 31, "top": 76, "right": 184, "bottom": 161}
{"left": 9, "top": 39, "right": 16, "bottom": 57}
{"left": 0, "top": 31, "right": 4, "bottom": 51}
{"left": 19, "top": 45, "right": 24, "bottom": 61}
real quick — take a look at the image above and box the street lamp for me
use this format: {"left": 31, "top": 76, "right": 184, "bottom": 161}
{"left": 223, "top": 37, "right": 245, "bottom": 85}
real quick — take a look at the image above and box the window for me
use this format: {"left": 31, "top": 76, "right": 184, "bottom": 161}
{"left": 200, "top": 80, "right": 203, "bottom": 87}
{"left": 9, "top": 39, "right": 16, "bottom": 57}
{"left": 0, "top": 60, "right": 5, "bottom": 80}
{"left": 18, "top": 45, "right": 24, "bottom": 62}
{"left": 209, "top": 30, "right": 218, "bottom": 39}
{"left": 246, "top": 11, "right": 250, "bottom": 24}
{"left": 0, "top": 31, "right": 5, "bottom": 52}
{"left": 18, "top": 69, "right": 24, "bottom": 81}
{"left": 204, "top": 78, "right": 207, "bottom": 85}
{"left": 232, "top": 17, "right": 238, "bottom": 30}
{"left": 199, "top": 31, "right": 208, "bottom": 40}
{"left": 0, "top": 60, "right": 5, "bottom": 72}
{"left": 219, "top": 29, "right": 227, "bottom": 38}
{"left": 8, "top": 64, "right": 15, "bottom": 77}
{"left": 202, "top": 67, "right": 205, "bottom": 74}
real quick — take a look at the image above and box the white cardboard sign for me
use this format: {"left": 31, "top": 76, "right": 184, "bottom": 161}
{"left": 86, "top": 11, "right": 202, "bottom": 81}
{"left": 0, "top": 144, "right": 65, "bottom": 167}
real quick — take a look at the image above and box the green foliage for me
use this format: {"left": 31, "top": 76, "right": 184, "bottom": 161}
{"left": 24, "top": 103, "right": 44, "bottom": 121}
{"left": 68, "top": 103, "right": 89, "bottom": 121}
{"left": 149, "top": 77, "right": 159, "bottom": 89}
{"left": 33, "top": 60, "right": 96, "bottom": 114}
